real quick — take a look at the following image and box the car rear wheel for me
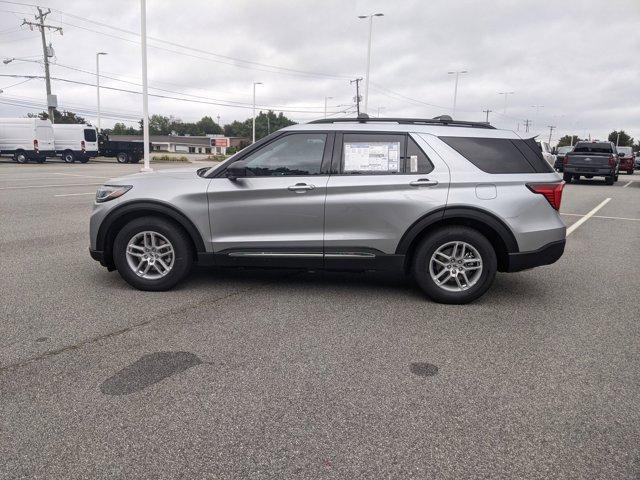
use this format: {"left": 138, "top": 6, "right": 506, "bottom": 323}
{"left": 412, "top": 226, "right": 497, "bottom": 304}
{"left": 113, "top": 216, "right": 193, "bottom": 291}
{"left": 14, "top": 150, "right": 28, "bottom": 164}
{"left": 605, "top": 176, "right": 614, "bottom": 185}
{"left": 116, "top": 152, "right": 130, "bottom": 164}
{"left": 79, "top": 156, "right": 90, "bottom": 164}
{"left": 62, "top": 151, "right": 75, "bottom": 163}
{"left": 563, "top": 173, "right": 572, "bottom": 183}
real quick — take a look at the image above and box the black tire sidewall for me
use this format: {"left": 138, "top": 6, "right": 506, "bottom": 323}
{"left": 63, "top": 151, "right": 75, "bottom": 163}
{"left": 113, "top": 217, "right": 193, "bottom": 291}
{"left": 116, "top": 152, "right": 129, "bottom": 163}
{"left": 412, "top": 227, "right": 497, "bottom": 304}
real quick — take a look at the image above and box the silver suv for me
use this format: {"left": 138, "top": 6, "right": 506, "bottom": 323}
{"left": 90, "top": 117, "right": 566, "bottom": 304}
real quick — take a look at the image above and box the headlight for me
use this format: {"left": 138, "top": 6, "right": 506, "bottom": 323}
{"left": 95, "top": 185, "right": 132, "bottom": 203}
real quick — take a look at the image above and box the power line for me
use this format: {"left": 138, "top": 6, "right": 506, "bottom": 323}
{"left": 0, "top": 73, "right": 354, "bottom": 114}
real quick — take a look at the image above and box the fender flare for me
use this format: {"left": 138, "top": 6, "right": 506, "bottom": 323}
{"left": 96, "top": 200, "right": 206, "bottom": 253}
{"left": 395, "top": 206, "right": 519, "bottom": 255}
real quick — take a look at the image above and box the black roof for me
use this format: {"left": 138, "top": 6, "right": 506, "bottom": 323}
{"left": 308, "top": 115, "right": 495, "bottom": 129}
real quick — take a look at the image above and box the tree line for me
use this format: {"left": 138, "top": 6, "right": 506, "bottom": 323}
{"left": 28, "top": 108, "right": 296, "bottom": 141}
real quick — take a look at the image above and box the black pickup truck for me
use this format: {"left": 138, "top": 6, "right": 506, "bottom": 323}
{"left": 562, "top": 141, "right": 619, "bottom": 185}
{"left": 98, "top": 134, "right": 145, "bottom": 164}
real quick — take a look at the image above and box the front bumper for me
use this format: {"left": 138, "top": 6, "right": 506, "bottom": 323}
{"left": 506, "top": 239, "right": 565, "bottom": 272}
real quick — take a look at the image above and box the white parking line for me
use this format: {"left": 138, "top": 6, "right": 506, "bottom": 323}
{"left": 622, "top": 181, "right": 633, "bottom": 188}
{"left": 561, "top": 213, "right": 640, "bottom": 222}
{"left": 565, "top": 198, "right": 611, "bottom": 236}
{"left": 54, "top": 192, "right": 96, "bottom": 197}
{"left": 49, "top": 172, "right": 110, "bottom": 179}
{"left": 0, "top": 183, "right": 102, "bottom": 190}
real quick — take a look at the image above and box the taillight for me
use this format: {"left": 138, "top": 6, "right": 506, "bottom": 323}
{"left": 563, "top": 155, "right": 569, "bottom": 165}
{"left": 608, "top": 155, "right": 615, "bottom": 168}
{"left": 81, "top": 140, "right": 86, "bottom": 152}
{"left": 33, "top": 139, "right": 39, "bottom": 153}
{"left": 527, "top": 182, "right": 565, "bottom": 211}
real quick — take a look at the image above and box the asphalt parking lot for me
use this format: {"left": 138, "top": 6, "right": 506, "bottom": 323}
{"left": 1, "top": 157, "right": 639, "bottom": 479}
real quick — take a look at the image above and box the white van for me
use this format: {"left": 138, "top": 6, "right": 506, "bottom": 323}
{"left": 536, "top": 139, "right": 556, "bottom": 166}
{"left": 52, "top": 123, "right": 99, "bottom": 163}
{"left": 0, "top": 117, "right": 55, "bottom": 163}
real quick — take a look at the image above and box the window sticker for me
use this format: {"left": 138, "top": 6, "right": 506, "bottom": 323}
{"left": 343, "top": 141, "right": 400, "bottom": 172}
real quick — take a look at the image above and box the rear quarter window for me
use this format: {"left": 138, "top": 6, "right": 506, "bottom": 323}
{"left": 84, "top": 129, "right": 97, "bottom": 142}
{"left": 439, "top": 136, "right": 553, "bottom": 173}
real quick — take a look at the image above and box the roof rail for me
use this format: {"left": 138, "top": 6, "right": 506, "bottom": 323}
{"left": 308, "top": 116, "right": 496, "bottom": 129}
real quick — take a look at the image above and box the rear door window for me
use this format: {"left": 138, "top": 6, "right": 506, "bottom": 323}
{"left": 84, "top": 129, "right": 97, "bottom": 142}
{"left": 341, "top": 133, "right": 405, "bottom": 174}
{"left": 439, "top": 136, "right": 552, "bottom": 173}
{"left": 573, "top": 143, "right": 613, "bottom": 153}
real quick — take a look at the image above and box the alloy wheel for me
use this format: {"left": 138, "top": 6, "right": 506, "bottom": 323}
{"left": 429, "top": 241, "right": 483, "bottom": 292}
{"left": 125, "top": 231, "right": 175, "bottom": 280}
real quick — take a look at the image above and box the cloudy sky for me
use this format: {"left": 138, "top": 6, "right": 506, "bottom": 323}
{"left": 1, "top": 0, "right": 639, "bottom": 143}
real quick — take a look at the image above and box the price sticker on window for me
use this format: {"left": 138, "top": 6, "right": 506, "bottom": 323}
{"left": 343, "top": 142, "right": 400, "bottom": 173}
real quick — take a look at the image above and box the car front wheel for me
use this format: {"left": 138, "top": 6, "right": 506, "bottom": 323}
{"left": 113, "top": 217, "right": 194, "bottom": 291}
{"left": 412, "top": 226, "right": 497, "bottom": 304}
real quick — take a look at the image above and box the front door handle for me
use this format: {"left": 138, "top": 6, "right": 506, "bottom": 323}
{"left": 287, "top": 183, "right": 315, "bottom": 192}
{"left": 409, "top": 178, "right": 439, "bottom": 187}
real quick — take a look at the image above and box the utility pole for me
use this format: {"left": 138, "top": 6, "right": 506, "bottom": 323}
{"left": 482, "top": 108, "right": 492, "bottom": 124}
{"left": 530, "top": 104, "right": 544, "bottom": 130}
{"left": 498, "top": 91, "right": 514, "bottom": 114}
{"left": 252, "top": 82, "right": 263, "bottom": 143}
{"left": 324, "top": 96, "right": 333, "bottom": 119}
{"left": 139, "top": 0, "right": 152, "bottom": 172}
{"left": 358, "top": 13, "right": 383, "bottom": 114}
{"left": 350, "top": 78, "right": 363, "bottom": 116}
{"left": 524, "top": 119, "right": 531, "bottom": 133}
{"left": 216, "top": 114, "right": 221, "bottom": 126}
{"left": 547, "top": 125, "right": 555, "bottom": 144}
{"left": 616, "top": 131, "right": 620, "bottom": 147}
{"left": 96, "top": 52, "right": 107, "bottom": 132}
{"left": 22, "top": 7, "right": 62, "bottom": 123}
{"left": 448, "top": 70, "right": 467, "bottom": 118}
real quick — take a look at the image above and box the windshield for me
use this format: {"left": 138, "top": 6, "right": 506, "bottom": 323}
{"left": 557, "top": 146, "right": 573, "bottom": 154}
{"left": 573, "top": 142, "right": 613, "bottom": 154}
{"left": 617, "top": 147, "right": 632, "bottom": 155}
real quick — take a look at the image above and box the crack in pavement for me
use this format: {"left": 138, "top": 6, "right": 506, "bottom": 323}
{"left": 0, "top": 272, "right": 298, "bottom": 375}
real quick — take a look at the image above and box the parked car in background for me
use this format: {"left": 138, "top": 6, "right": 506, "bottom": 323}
{"left": 635, "top": 153, "right": 640, "bottom": 170}
{"left": 98, "top": 133, "right": 145, "bottom": 163}
{"left": 554, "top": 145, "right": 573, "bottom": 172}
{"left": 0, "top": 117, "right": 55, "bottom": 163}
{"left": 52, "top": 123, "right": 99, "bottom": 163}
{"left": 616, "top": 146, "right": 634, "bottom": 174}
{"left": 563, "top": 141, "right": 619, "bottom": 184}
{"left": 536, "top": 140, "right": 556, "bottom": 166}
{"left": 90, "top": 116, "right": 566, "bottom": 304}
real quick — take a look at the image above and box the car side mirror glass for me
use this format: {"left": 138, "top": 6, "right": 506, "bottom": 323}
{"left": 226, "top": 160, "right": 248, "bottom": 180}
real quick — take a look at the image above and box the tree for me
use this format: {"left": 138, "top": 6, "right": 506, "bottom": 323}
{"left": 196, "top": 116, "right": 223, "bottom": 135}
{"left": 608, "top": 130, "right": 633, "bottom": 147}
{"left": 149, "top": 114, "right": 172, "bottom": 135}
{"left": 222, "top": 111, "right": 296, "bottom": 141}
{"left": 29, "top": 108, "right": 86, "bottom": 124}
{"left": 557, "top": 135, "right": 581, "bottom": 148}
{"left": 108, "top": 122, "right": 141, "bottom": 135}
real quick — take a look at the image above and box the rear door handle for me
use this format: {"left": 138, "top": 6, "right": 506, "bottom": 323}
{"left": 287, "top": 183, "right": 315, "bottom": 192}
{"left": 409, "top": 179, "right": 439, "bottom": 187}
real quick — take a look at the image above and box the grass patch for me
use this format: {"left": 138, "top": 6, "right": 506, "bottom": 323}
{"left": 151, "top": 155, "right": 190, "bottom": 163}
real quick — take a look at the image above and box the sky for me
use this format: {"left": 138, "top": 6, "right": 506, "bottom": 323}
{"left": 0, "top": 0, "right": 639, "bottom": 144}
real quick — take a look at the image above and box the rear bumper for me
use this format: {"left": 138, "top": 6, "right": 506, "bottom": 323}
{"left": 506, "top": 239, "right": 565, "bottom": 272}
{"left": 564, "top": 166, "right": 613, "bottom": 176}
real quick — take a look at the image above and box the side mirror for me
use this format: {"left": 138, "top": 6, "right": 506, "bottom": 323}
{"left": 226, "top": 160, "right": 248, "bottom": 180}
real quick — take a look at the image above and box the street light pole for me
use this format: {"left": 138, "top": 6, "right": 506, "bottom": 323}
{"left": 358, "top": 13, "right": 383, "bottom": 115}
{"left": 96, "top": 52, "right": 107, "bottom": 132}
{"left": 324, "top": 96, "right": 333, "bottom": 119}
{"left": 252, "top": 81, "right": 262, "bottom": 143}
{"left": 448, "top": 70, "right": 467, "bottom": 118}
{"left": 140, "top": 0, "right": 152, "bottom": 172}
{"left": 531, "top": 104, "right": 544, "bottom": 131}
{"left": 498, "top": 91, "right": 514, "bottom": 114}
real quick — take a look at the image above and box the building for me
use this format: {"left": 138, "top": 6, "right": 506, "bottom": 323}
{"left": 109, "top": 134, "right": 249, "bottom": 155}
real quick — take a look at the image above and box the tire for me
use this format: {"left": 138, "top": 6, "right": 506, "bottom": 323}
{"left": 614, "top": 173, "right": 619, "bottom": 182}
{"left": 14, "top": 150, "right": 28, "bottom": 164}
{"left": 113, "top": 216, "right": 194, "bottom": 291}
{"left": 130, "top": 155, "right": 141, "bottom": 164}
{"left": 62, "top": 151, "right": 76, "bottom": 163}
{"left": 605, "top": 176, "right": 614, "bottom": 185}
{"left": 116, "top": 152, "right": 130, "bottom": 164}
{"left": 36, "top": 156, "right": 46, "bottom": 164}
{"left": 627, "top": 170, "right": 634, "bottom": 175}
{"left": 412, "top": 226, "right": 497, "bottom": 304}
{"left": 79, "top": 156, "right": 90, "bottom": 164}
{"left": 563, "top": 173, "right": 572, "bottom": 183}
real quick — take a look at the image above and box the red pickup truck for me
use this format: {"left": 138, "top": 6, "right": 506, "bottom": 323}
{"left": 616, "top": 146, "right": 635, "bottom": 175}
